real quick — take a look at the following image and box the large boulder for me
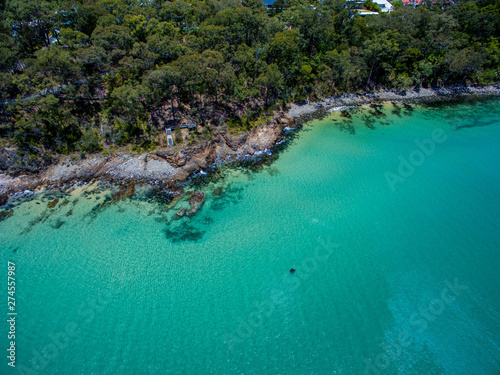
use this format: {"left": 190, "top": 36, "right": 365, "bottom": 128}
{"left": 242, "top": 121, "right": 283, "bottom": 154}
{"left": 277, "top": 115, "right": 296, "bottom": 127}
{"left": 187, "top": 191, "right": 205, "bottom": 216}
{"left": 156, "top": 150, "right": 187, "bottom": 167}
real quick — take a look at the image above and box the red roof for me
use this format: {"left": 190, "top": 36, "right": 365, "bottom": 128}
{"left": 401, "top": 0, "right": 453, "bottom": 4}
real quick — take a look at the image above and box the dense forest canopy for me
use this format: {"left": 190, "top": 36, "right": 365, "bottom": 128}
{"left": 0, "top": 0, "right": 499, "bottom": 158}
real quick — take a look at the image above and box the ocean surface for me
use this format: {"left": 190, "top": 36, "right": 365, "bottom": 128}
{"left": 1, "top": 97, "right": 500, "bottom": 375}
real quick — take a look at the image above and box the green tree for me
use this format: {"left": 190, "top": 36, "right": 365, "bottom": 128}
{"left": 255, "top": 63, "right": 284, "bottom": 106}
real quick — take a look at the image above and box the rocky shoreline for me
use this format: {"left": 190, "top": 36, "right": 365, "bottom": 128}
{"left": 1, "top": 84, "right": 499, "bottom": 205}
{"left": 287, "top": 84, "right": 500, "bottom": 118}
{"left": 0, "top": 114, "right": 293, "bottom": 203}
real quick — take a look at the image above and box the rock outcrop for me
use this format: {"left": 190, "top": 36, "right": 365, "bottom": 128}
{"left": 187, "top": 191, "right": 206, "bottom": 216}
{"left": 112, "top": 180, "right": 136, "bottom": 202}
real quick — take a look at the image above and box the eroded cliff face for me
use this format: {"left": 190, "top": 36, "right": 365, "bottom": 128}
{"left": 0, "top": 116, "right": 296, "bottom": 199}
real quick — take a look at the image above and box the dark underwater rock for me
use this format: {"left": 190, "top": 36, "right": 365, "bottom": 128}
{"left": 212, "top": 187, "right": 225, "bottom": 198}
{"left": 0, "top": 209, "right": 13, "bottom": 222}
{"left": 175, "top": 208, "right": 186, "bottom": 219}
{"left": 164, "top": 181, "right": 184, "bottom": 198}
{"left": 51, "top": 218, "right": 65, "bottom": 229}
{"left": 0, "top": 193, "right": 8, "bottom": 207}
{"left": 187, "top": 191, "right": 206, "bottom": 217}
{"left": 340, "top": 110, "right": 352, "bottom": 119}
{"left": 112, "top": 180, "right": 135, "bottom": 202}
{"left": 165, "top": 223, "right": 205, "bottom": 242}
{"left": 402, "top": 103, "right": 414, "bottom": 111}
{"left": 47, "top": 198, "right": 60, "bottom": 208}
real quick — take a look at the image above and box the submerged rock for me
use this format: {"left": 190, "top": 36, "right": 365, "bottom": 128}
{"left": 267, "top": 167, "right": 279, "bottom": 176}
{"left": 212, "top": 186, "right": 225, "bottom": 198}
{"left": 340, "top": 110, "right": 352, "bottom": 119}
{"left": 402, "top": 103, "right": 414, "bottom": 111}
{"left": 47, "top": 198, "right": 60, "bottom": 208}
{"left": 391, "top": 102, "right": 402, "bottom": 117}
{"left": 112, "top": 180, "right": 135, "bottom": 202}
{"left": 165, "top": 223, "right": 205, "bottom": 242}
{"left": 51, "top": 218, "right": 65, "bottom": 229}
{"left": 161, "top": 181, "right": 184, "bottom": 208}
{"left": 187, "top": 191, "right": 206, "bottom": 217}
{"left": 339, "top": 120, "right": 355, "bottom": 135}
{"left": 0, "top": 209, "right": 13, "bottom": 222}
{"left": 0, "top": 193, "right": 8, "bottom": 207}
{"left": 175, "top": 208, "right": 186, "bottom": 219}
{"left": 164, "top": 181, "right": 184, "bottom": 198}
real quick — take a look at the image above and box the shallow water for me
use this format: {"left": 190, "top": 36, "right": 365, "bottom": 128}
{"left": 1, "top": 97, "right": 500, "bottom": 374}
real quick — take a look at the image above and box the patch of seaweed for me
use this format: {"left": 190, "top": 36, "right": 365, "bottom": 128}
{"left": 391, "top": 102, "right": 402, "bottom": 117}
{"left": 189, "top": 168, "right": 225, "bottom": 188}
{"left": 368, "top": 108, "right": 386, "bottom": 117}
{"left": 210, "top": 186, "right": 244, "bottom": 211}
{"left": 0, "top": 209, "right": 14, "bottom": 222}
{"left": 370, "top": 103, "right": 384, "bottom": 110}
{"left": 212, "top": 186, "right": 226, "bottom": 199}
{"left": 419, "top": 95, "right": 481, "bottom": 110}
{"left": 362, "top": 115, "right": 376, "bottom": 130}
{"left": 340, "top": 110, "right": 352, "bottom": 119}
{"left": 267, "top": 167, "right": 279, "bottom": 176}
{"left": 83, "top": 196, "right": 113, "bottom": 221}
{"left": 51, "top": 218, "right": 65, "bottom": 229}
{"left": 112, "top": 180, "right": 135, "bottom": 202}
{"left": 402, "top": 103, "right": 414, "bottom": 112}
{"left": 165, "top": 223, "right": 205, "bottom": 243}
{"left": 378, "top": 119, "right": 393, "bottom": 127}
{"left": 339, "top": 119, "right": 355, "bottom": 135}
{"left": 453, "top": 119, "right": 497, "bottom": 130}
{"left": 81, "top": 187, "right": 103, "bottom": 198}
{"left": 155, "top": 213, "right": 170, "bottom": 224}
{"left": 142, "top": 187, "right": 175, "bottom": 206}
{"left": 47, "top": 198, "right": 60, "bottom": 209}
{"left": 40, "top": 190, "right": 66, "bottom": 204}
{"left": 20, "top": 209, "right": 54, "bottom": 234}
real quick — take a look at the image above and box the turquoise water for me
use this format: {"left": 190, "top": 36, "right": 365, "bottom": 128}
{"left": 1, "top": 98, "right": 500, "bottom": 375}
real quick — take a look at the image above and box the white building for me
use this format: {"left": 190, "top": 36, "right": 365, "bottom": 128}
{"left": 373, "top": 0, "right": 394, "bottom": 12}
